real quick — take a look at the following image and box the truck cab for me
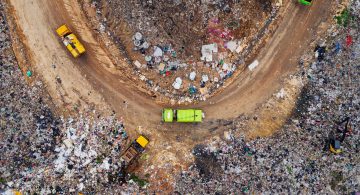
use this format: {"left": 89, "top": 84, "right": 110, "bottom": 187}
{"left": 56, "top": 24, "right": 86, "bottom": 58}
{"left": 329, "top": 139, "right": 342, "bottom": 154}
{"left": 162, "top": 108, "right": 203, "bottom": 123}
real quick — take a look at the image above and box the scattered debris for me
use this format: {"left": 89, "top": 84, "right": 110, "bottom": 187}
{"left": 189, "top": 71, "right": 196, "bottom": 81}
{"left": 201, "top": 43, "right": 218, "bottom": 62}
{"left": 176, "top": 3, "right": 360, "bottom": 194}
{"left": 314, "top": 45, "right": 326, "bottom": 61}
{"left": 26, "top": 70, "right": 32, "bottom": 77}
{"left": 1, "top": 0, "right": 359, "bottom": 194}
{"left": 224, "top": 40, "right": 239, "bottom": 52}
{"left": 248, "top": 60, "right": 259, "bottom": 71}
{"left": 89, "top": 0, "right": 278, "bottom": 102}
{"left": 172, "top": 77, "right": 182, "bottom": 90}
{"left": 275, "top": 88, "right": 287, "bottom": 99}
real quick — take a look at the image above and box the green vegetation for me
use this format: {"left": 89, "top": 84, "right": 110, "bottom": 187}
{"left": 330, "top": 171, "right": 343, "bottom": 190}
{"left": 335, "top": 9, "right": 350, "bottom": 27}
{"left": 0, "top": 177, "right": 6, "bottom": 184}
{"left": 95, "top": 156, "right": 103, "bottom": 164}
{"left": 286, "top": 166, "right": 293, "bottom": 174}
{"left": 140, "top": 153, "right": 149, "bottom": 160}
{"left": 130, "top": 174, "right": 148, "bottom": 188}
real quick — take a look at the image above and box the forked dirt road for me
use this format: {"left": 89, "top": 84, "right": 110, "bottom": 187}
{"left": 6, "top": 0, "right": 334, "bottom": 145}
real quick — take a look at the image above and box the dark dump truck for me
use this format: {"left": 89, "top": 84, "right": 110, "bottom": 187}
{"left": 120, "top": 135, "right": 149, "bottom": 166}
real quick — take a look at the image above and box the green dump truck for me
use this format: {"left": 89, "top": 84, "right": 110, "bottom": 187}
{"left": 162, "top": 108, "right": 204, "bottom": 123}
{"left": 299, "top": 0, "right": 312, "bottom": 5}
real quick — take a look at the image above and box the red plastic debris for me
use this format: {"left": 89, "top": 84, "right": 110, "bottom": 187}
{"left": 346, "top": 35, "right": 353, "bottom": 47}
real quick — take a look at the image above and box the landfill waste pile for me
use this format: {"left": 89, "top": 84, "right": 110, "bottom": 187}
{"left": 175, "top": 2, "right": 360, "bottom": 194}
{"left": 0, "top": 4, "right": 140, "bottom": 193}
{"left": 86, "top": 0, "right": 277, "bottom": 103}
{"left": 1, "top": 0, "right": 360, "bottom": 194}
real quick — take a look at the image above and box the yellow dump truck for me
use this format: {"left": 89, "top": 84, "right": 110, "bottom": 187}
{"left": 121, "top": 135, "right": 149, "bottom": 166}
{"left": 56, "top": 24, "right": 85, "bottom": 58}
{"left": 3, "top": 190, "right": 22, "bottom": 195}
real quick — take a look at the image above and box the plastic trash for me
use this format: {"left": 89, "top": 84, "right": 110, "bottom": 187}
{"left": 188, "top": 86, "right": 197, "bottom": 95}
{"left": 346, "top": 35, "right": 353, "bottom": 47}
{"left": 202, "top": 75, "right": 209, "bottom": 82}
{"left": 26, "top": 70, "right": 32, "bottom": 77}
{"left": 222, "top": 63, "right": 229, "bottom": 71}
{"left": 248, "top": 60, "right": 259, "bottom": 71}
{"left": 145, "top": 55, "right": 152, "bottom": 62}
{"left": 189, "top": 71, "right": 196, "bottom": 81}
{"left": 225, "top": 40, "right": 238, "bottom": 52}
{"left": 163, "top": 55, "right": 170, "bottom": 62}
{"left": 334, "top": 42, "right": 341, "bottom": 54}
{"left": 133, "top": 40, "right": 141, "bottom": 47}
{"left": 201, "top": 43, "right": 218, "bottom": 62}
{"left": 172, "top": 77, "right": 182, "bottom": 89}
{"left": 153, "top": 46, "right": 163, "bottom": 57}
{"left": 154, "top": 56, "right": 162, "bottom": 63}
{"left": 140, "top": 41, "right": 149, "bottom": 49}
{"left": 158, "top": 63, "right": 165, "bottom": 71}
{"left": 163, "top": 45, "right": 171, "bottom": 52}
{"left": 134, "top": 60, "right": 142, "bottom": 68}
{"left": 134, "top": 32, "right": 142, "bottom": 40}
{"left": 314, "top": 45, "right": 326, "bottom": 61}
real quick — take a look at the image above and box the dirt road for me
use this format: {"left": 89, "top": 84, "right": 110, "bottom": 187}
{"left": 6, "top": 0, "right": 334, "bottom": 152}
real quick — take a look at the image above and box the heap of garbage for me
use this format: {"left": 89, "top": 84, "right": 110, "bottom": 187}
{"left": 175, "top": 3, "right": 360, "bottom": 194}
{"left": 1, "top": 0, "right": 359, "bottom": 194}
{"left": 88, "top": 0, "right": 279, "bottom": 103}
